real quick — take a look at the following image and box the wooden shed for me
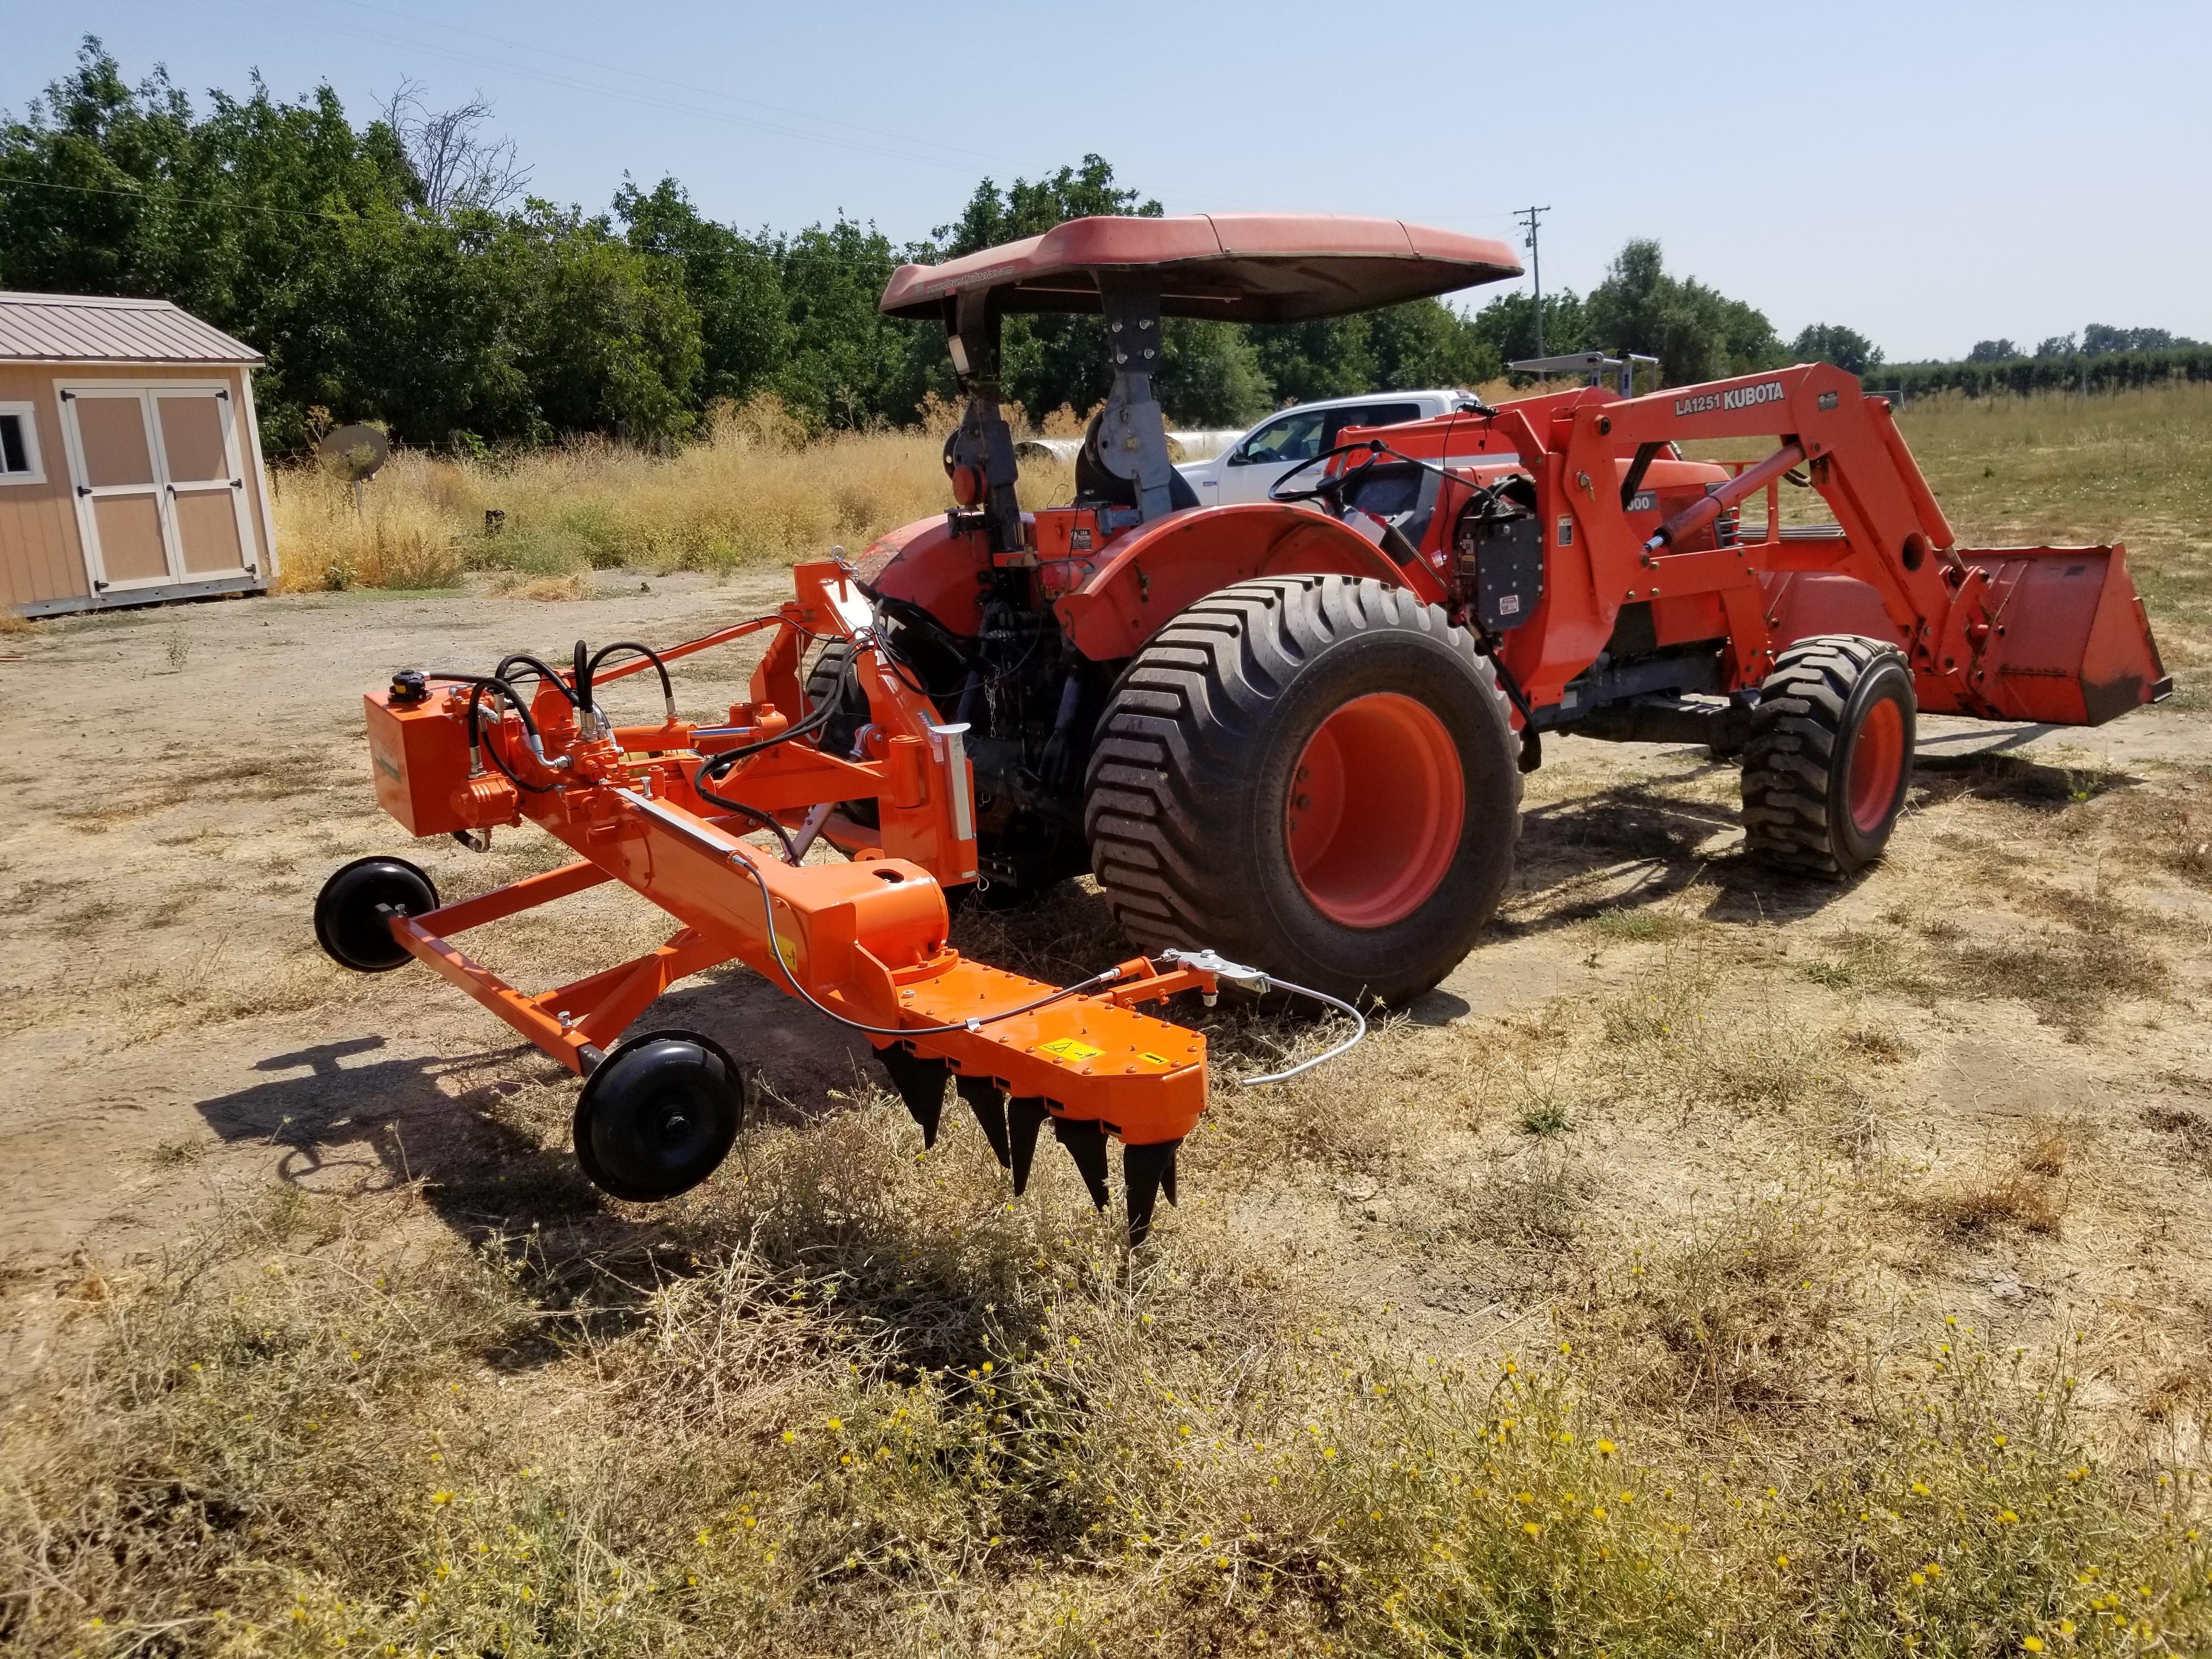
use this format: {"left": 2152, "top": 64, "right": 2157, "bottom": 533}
{"left": 0, "top": 291, "right": 278, "bottom": 618}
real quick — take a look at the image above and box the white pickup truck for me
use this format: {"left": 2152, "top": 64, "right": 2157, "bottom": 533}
{"left": 1173, "top": 388, "right": 1480, "bottom": 505}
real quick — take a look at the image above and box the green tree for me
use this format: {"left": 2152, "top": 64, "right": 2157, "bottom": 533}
{"left": 616, "top": 178, "right": 788, "bottom": 405}
{"left": 1156, "top": 320, "right": 1270, "bottom": 426}
{"left": 1250, "top": 317, "right": 1373, "bottom": 405}
{"left": 1967, "top": 338, "right": 2019, "bottom": 363}
{"left": 770, "top": 217, "right": 909, "bottom": 428}
{"left": 1791, "top": 321, "right": 1884, "bottom": 378}
{"left": 1469, "top": 290, "right": 1589, "bottom": 368}
{"left": 495, "top": 201, "right": 701, "bottom": 444}
{"left": 1583, "top": 239, "right": 1782, "bottom": 385}
{"left": 1368, "top": 300, "right": 1504, "bottom": 391}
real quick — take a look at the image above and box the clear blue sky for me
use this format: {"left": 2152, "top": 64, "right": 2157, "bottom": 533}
{"left": 8, "top": 0, "right": 2208, "bottom": 362}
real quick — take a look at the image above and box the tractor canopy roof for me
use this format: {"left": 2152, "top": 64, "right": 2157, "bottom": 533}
{"left": 879, "top": 213, "right": 1523, "bottom": 324}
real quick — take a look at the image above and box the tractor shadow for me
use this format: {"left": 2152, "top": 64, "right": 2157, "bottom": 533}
{"left": 189, "top": 995, "right": 1043, "bottom": 1374}
{"left": 1909, "top": 744, "right": 2143, "bottom": 812}
{"left": 1497, "top": 733, "right": 2135, "bottom": 940}
{"left": 193, "top": 1036, "right": 613, "bottom": 1236}
{"left": 1502, "top": 753, "right": 1814, "bottom": 936}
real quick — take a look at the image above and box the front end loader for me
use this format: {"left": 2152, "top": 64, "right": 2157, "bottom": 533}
{"left": 320, "top": 212, "right": 2168, "bottom": 1243}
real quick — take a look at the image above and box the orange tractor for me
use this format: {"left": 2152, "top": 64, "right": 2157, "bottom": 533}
{"left": 318, "top": 213, "right": 2169, "bottom": 1242}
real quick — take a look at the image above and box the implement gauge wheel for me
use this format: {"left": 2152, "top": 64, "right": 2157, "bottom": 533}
{"left": 314, "top": 856, "right": 439, "bottom": 973}
{"left": 1740, "top": 634, "right": 1916, "bottom": 877}
{"left": 573, "top": 1029, "right": 747, "bottom": 1203}
{"left": 1085, "top": 574, "right": 1521, "bottom": 1005}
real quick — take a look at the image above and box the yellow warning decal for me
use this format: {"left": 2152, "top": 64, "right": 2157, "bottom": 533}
{"left": 1037, "top": 1037, "right": 1104, "bottom": 1063}
{"left": 1138, "top": 1051, "right": 1170, "bottom": 1066}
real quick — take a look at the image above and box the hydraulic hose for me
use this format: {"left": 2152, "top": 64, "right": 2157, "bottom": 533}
{"left": 696, "top": 644, "right": 855, "bottom": 778}
{"left": 494, "top": 653, "right": 580, "bottom": 706}
{"left": 694, "top": 788, "right": 800, "bottom": 862}
{"left": 587, "top": 640, "right": 677, "bottom": 722}
{"left": 420, "top": 672, "right": 564, "bottom": 794}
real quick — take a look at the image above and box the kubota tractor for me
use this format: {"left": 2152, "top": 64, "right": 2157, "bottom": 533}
{"left": 319, "top": 212, "right": 2167, "bottom": 1241}
{"left": 842, "top": 213, "right": 2167, "bottom": 1001}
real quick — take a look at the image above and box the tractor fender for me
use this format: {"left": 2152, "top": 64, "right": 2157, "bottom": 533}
{"left": 1053, "top": 503, "right": 1412, "bottom": 660}
{"left": 856, "top": 513, "right": 992, "bottom": 638}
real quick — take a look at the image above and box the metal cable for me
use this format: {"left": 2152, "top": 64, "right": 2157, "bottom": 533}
{"left": 1236, "top": 977, "right": 1369, "bottom": 1086}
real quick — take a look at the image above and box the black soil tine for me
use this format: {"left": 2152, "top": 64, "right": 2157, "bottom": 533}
{"left": 1053, "top": 1116, "right": 1111, "bottom": 1211}
{"left": 956, "top": 1075, "right": 1013, "bottom": 1169}
{"left": 1122, "top": 1137, "right": 1183, "bottom": 1248}
{"left": 1007, "top": 1096, "right": 1048, "bottom": 1195}
{"left": 876, "top": 1045, "right": 949, "bottom": 1148}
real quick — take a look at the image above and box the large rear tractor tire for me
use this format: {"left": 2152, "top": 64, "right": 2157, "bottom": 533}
{"left": 1084, "top": 575, "right": 1521, "bottom": 1005}
{"left": 1740, "top": 634, "right": 1915, "bottom": 877}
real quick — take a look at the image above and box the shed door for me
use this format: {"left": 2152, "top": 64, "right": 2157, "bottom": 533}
{"left": 60, "top": 383, "right": 256, "bottom": 593}
{"left": 154, "top": 390, "right": 253, "bottom": 577}
{"left": 64, "top": 390, "right": 173, "bottom": 590}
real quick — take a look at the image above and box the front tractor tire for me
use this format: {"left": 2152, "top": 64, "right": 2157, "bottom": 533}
{"left": 1085, "top": 575, "right": 1521, "bottom": 1006}
{"left": 1740, "top": 634, "right": 1916, "bottom": 877}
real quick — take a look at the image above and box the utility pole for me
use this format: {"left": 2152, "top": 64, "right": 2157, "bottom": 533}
{"left": 1515, "top": 205, "right": 1551, "bottom": 359}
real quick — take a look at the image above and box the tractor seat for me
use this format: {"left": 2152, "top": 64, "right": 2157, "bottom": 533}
{"left": 1074, "top": 410, "right": 1200, "bottom": 512}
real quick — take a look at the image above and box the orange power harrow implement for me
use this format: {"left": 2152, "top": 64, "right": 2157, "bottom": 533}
{"left": 314, "top": 561, "right": 1227, "bottom": 1244}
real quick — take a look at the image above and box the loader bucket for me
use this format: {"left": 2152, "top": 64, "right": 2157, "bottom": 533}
{"left": 1965, "top": 543, "right": 2169, "bottom": 726}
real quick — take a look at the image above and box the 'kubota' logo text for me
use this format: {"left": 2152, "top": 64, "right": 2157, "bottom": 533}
{"left": 1674, "top": 380, "right": 1786, "bottom": 417}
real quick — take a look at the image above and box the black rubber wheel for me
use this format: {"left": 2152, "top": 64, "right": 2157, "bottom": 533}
{"left": 572, "top": 1029, "right": 746, "bottom": 1203}
{"left": 314, "top": 855, "right": 439, "bottom": 972}
{"left": 1741, "top": 634, "right": 1916, "bottom": 877}
{"left": 1084, "top": 574, "right": 1521, "bottom": 1005}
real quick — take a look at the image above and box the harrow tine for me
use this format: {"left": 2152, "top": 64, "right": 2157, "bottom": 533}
{"left": 1052, "top": 1116, "right": 1112, "bottom": 1211}
{"left": 876, "top": 1045, "right": 949, "bottom": 1148}
{"left": 1122, "top": 1138, "right": 1183, "bottom": 1248}
{"left": 1007, "top": 1096, "right": 1048, "bottom": 1195}
{"left": 955, "top": 1075, "right": 1013, "bottom": 1169}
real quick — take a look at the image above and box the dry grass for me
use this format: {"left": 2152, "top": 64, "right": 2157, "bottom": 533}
{"left": 271, "top": 396, "right": 1073, "bottom": 595}
{"left": 4, "top": 1098, "right": 2204, "bottom": 1658}
{"left": 5, "top": 383, "right": 2212, "bottom": 1652}
{"left": 1915, "top": 1121, "right": 2076, "bottom": 1238}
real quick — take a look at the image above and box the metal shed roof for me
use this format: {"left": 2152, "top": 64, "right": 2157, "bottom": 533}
{"left": 0, "top": 291, "right": 262, "bottom": 365}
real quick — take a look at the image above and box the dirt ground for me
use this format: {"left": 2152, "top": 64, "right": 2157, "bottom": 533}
{"left": 3, "top": 570, "right": 2210, "bottom": 1448}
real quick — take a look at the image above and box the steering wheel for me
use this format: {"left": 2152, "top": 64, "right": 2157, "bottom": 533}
{"left": 1266, "top": 439, "right": 1386, "bottom": 505}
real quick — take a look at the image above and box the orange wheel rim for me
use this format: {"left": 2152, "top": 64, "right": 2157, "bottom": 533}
{"left": 1286, "top": 692, "right": 1465, "bottom": 927}
{"left": 1847, "top": 696, "right": 1905, "bottom": 834}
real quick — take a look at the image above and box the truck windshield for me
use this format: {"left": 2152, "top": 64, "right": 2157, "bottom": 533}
{"left": 1236, "top": 409, "right": 1325, "bottom": 465}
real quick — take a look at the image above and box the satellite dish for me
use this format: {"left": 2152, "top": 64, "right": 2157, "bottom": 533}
{"left": 318, "top": 424, "right": 390, "bottom": 482}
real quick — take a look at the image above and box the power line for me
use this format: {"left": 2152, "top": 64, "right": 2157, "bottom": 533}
{"left": 0, "top": 174, "right": 368, "bottom": 224}
{"left": 223, "top": 0, "right": 1004, "bottom": 178}
{"left": 317, "top": 0, "right": 1015, "bottom": 174}
{"left": 0, "top": 176, "right": 923, "bottom": 286}
{"left": 1514, "top": 205, "right": 1551, "bottom": 357}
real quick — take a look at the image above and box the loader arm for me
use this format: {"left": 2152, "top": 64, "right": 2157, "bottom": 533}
{"left": 1395, "top": 364, "right": 2168, "bottom": 725}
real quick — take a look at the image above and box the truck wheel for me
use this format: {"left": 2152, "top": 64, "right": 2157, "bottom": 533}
{"left": 1740, "top": 635, "right": 1915, "bottom": 877}
{"left": 1085, "top": 574, "right": 1521, "bottom": 1005}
